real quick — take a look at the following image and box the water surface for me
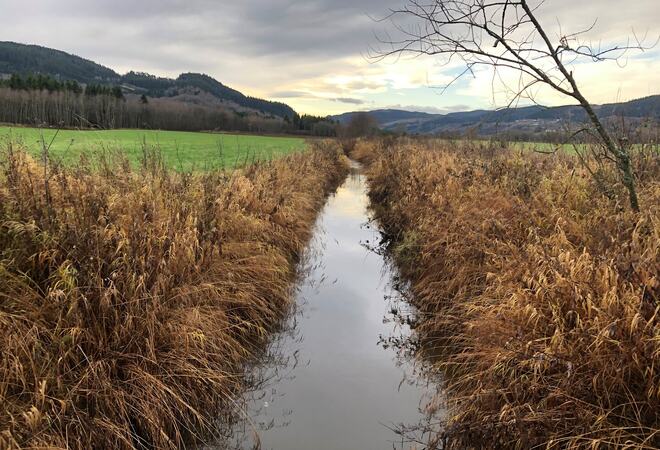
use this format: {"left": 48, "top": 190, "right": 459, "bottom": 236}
{"left": 232, "top": 164, "right": 433, "bottom": 450}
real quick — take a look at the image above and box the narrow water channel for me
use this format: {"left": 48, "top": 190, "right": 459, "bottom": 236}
{"left": 232, "top": 163, "right": 431, "bottom": 450}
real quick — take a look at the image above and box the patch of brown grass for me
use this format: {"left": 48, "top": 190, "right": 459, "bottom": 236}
{"left": 358, "top": 139, "right": 660, "bottom": 449}
{"left": 0, "top": 141, "right": 348, "bottom": 449}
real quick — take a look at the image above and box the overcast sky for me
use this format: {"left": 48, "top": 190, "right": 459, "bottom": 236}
{"left": 1, "top": 0, "right": 658, "bottom": 115}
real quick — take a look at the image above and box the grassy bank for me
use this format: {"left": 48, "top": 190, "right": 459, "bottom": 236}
{"left": 0, "top": 126, "right": 307, "bottom": 170}
{"left": 355, "top": 139, "right": 659, "bottom": 449}
{"left": 0, "top": 141, "right": 348, "bottom": 449}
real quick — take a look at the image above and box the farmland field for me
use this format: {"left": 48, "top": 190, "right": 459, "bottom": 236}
{"left": 0, "top": 126, "right": 307, "bottom": 170}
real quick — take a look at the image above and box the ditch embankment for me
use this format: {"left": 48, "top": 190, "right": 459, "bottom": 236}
{"left": 353, "top": 138, "right": 659, "bottom": 449}
{"left": 226, "top": 161, "right": 438, "bottom": 450}
{"left": 0, "top": 141, "right": 348, "bottom": 449}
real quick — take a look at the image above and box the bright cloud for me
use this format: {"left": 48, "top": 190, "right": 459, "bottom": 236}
{"left": 0, "top": 0, "right": 658, "bottom": 115}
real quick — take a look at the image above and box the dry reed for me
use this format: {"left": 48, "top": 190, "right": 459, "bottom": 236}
{"left": 0, "top": 141, "right": 348, "bottom": 449}
{"left": 357, "top": 138, "right": 659, "bottom": 449}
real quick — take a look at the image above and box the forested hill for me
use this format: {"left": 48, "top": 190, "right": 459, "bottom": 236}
{"left": 0, "top": 41, "right": 120, "bottom": 82}
{"left": 122, "top": 72, "right": 295, "bottom": 118}
{"left": 0, "top": 41, "right": 295, "bottom": 119}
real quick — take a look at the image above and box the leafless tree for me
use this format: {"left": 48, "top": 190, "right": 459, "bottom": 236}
{"left": 342, "top": 112, "right": 380, "bottom": 138}
{"left": 373, "top": 0, "right": 657, "bottom": 211}
{"left": 0, "top": 88, "right": 298, "bottom": 135}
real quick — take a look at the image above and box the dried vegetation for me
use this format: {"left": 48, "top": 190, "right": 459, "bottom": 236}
{"left": 0, "top": 141, "right": 348, "bottom": 449}
{"left": 355, "top": 138, "right": 659, "bottom": 449}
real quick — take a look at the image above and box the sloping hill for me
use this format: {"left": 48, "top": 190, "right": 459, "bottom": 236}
{"left": 335, "top": 96, "right": 660, "bottom": 135}
{"left": 175, "top": 73, "right": 294, "bottom": 118}
{"left": 120, "top": 72, "right": 296, "bottom": 118}
{"left": 0, "top": 41, "right": 295, "bottom": 119}
{"left": 334, "top": 109, "right": 433, "bottom": 125}
{"left": 0, "top": 41, "right": 120, "bottom": 82}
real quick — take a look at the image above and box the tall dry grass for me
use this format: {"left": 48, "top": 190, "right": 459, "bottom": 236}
{"left": 0, "top": 141, "right": 348, "bottom": 449}
{"left": 356, "top": 139, "right": 659, "bottom": 449}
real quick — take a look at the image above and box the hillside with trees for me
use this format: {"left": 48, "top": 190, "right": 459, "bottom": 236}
{"left": 0, "top": 41, "right": 304, "bottom": 132}
{"left": 0, "top": 73, "right": 339, "bottom": 134}
{"left": 0, "top": 41, "right": 119, "bottom": 83}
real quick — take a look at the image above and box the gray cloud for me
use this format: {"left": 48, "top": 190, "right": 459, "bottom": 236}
{"left": 269, "top": 91, "right": 365, "bottom": 105}
{"left": 270, "top": 90, "right": 313, "bottom": 99}
{"left": 333, "top": 97, "right": 365, "bottom": 105}
{"left": 0, "top": 0, "right": 657, "bottom": 114}
{"left": 376, "top": 104, "right": 473, "bottom": 114}
{"left": 8, "top": 0, "right": 653, "bottom": 72}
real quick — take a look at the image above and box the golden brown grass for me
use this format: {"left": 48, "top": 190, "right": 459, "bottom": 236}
{"left": 0, "top": 141, "right": 348, "bottom": 449}
{"left": 356, "top": 138, "right": 659, "bottom": 449}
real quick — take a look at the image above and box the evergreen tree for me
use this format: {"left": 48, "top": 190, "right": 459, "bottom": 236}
{"left": 112, "top": 86, "right": 124, "bottom": 99}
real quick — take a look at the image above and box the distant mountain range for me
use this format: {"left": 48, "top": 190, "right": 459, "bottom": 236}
{"left": 334, "top": 96, "right": 660, "bottom": 136}
{"left": 0, "top": 41, "right": 295, "bottom": 119}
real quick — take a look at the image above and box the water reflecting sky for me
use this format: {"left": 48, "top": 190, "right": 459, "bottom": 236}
{"left": 231, "top": 165, "right": 435, "bottom": 450}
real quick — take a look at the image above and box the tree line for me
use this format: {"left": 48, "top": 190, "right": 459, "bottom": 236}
{"left": 288, "top": 113, "right": 340, "bottom": 137}
{"left": 1, "top": 73, "right": 84, "bottom": 94}
{"left": 0, "top": 73, "right": 126, "bottom": 99}
{"left": 0, "top": 73, "right": 340, "bottom": 135}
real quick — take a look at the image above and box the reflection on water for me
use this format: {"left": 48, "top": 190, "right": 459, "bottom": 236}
{"left": 225, "top": 164, "right": 442, "bottom": 450}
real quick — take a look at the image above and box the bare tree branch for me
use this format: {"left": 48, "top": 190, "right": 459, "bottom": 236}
{"left": 370, "top": 0, "right": 658, "bottom": 211}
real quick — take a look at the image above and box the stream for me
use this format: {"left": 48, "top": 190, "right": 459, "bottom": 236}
{"left": 229, "top": 163, "right": 435, "bottom": 450}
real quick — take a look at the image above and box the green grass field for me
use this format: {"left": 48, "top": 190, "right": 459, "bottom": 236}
{"left": 0, "top": 127, "right": 307, "bottom": 171}
{"left": 438, "top": 138, "right": 657, "bottom": 155}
